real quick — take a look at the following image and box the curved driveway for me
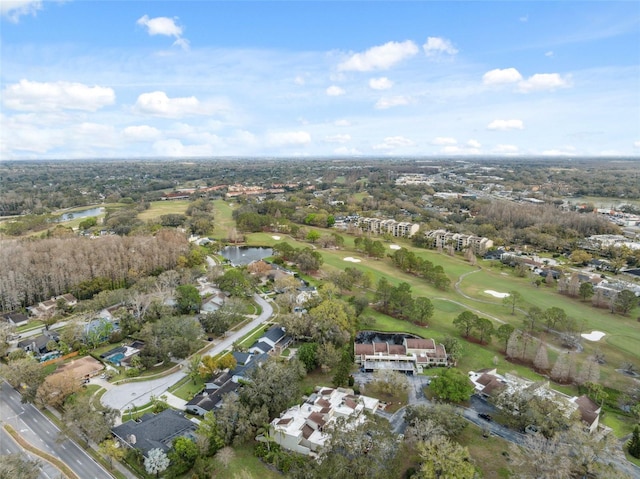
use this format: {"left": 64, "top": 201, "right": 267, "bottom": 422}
{"left": 101, "top": 294, "right": 273, "bottom": 412}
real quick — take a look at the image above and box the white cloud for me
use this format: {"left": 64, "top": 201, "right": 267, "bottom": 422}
{"left": 520, "top": 15, "right": 529, "bottom": 23}
{"left": 334, "top": 119, "right": 351, "bottom": 127}
{"left": 431, "top": 137, "right": 457, "bottom": 146}
{"left": 75, "top": 122, "right": 118, "bottom": 148}
{"left": 326, "top": 85, "right": 346, "bottom": 96}
{"left": 1, "top": 0, "right": 41, "bottom": 22}
{"left": 3, "top": 80, "right": 115, "bottom": 112}
{"left": 482, "top": 68, "right": 523, "bottom": 85}
{"left": 494, "top": 144, "right": 519, "bottom": 153}
{"left": 373, "top": 136, "right": 414, "bottom": 150}
{"left": 134, "top": 91, "right": 213, "bottom": 118}
{"left": 634, "top": 140, "right": 640, "bottom": 148}
{"left": 423, "top": 37, "right": 458, "bottom": 57}
{"left": 136, "top": 15, "right": 189, "bottom": 50}
{"left": 545, "top": 51, "right": 554, "bottom": 57}
{"left": 374, "top": 95, "right": 410, "bottom": 109}
{"left": 369, "top": 77, "right": 393, "bottom": 90}
{"left": 338, "top": 40, "right": 418, "bottom": 72}
{"left": 294, "top": 75, "right": 306, "bottom": 85}
{"left": 542, "top": 148, "right": 575, "bottom": 156}
{"left": 487, "top": 119, "right": 524, "bottom": 131}
{"left": 122, "top": 125, "right": 161, "bottom": 141}
{"left": 467, "top": 139, "right": 481, "bottom": 148}
{"left": 324, "top": 134, "right": 351, "bottom": 144}
{"left": 333, "top": 146, "right": 361, "bottom": 155}
{"left": 153, "top": 138, "right": 215, "bottom": 157}
{"left": 518, "top": 73, "right": 571, "bottom": 92}
{"left": 267, "top": 131, "right": 311, "bottom": 147}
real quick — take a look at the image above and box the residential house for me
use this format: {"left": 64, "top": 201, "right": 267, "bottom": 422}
{"left": 17, "top": 330, "right": 59, "bottom": 355}
{"left": 248, "top": 325, "right": 291, "bottom": 355}
{"left": 230, "top": 352, "right": 269, "bottom": 383}
{"left": 27, "top": 294, "right": 77, "bottom": 318}
{"left": 1, "top": 312, "right": 29, "bottom": 327}
{"left": 186, "top": 380, "right": 239, "bottom": 416}
{"left": 268, "top": 387, "right": 379, "bottom": 457}
{"left": 111, "top": 409, "right": 197, "bottom": 458}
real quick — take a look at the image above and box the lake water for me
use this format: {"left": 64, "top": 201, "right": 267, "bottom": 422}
{"left": 220, "top": 246, "right": 273, "bottom": 265}
{"left": 59, "top": 207, "right": 104, "bottom": 221}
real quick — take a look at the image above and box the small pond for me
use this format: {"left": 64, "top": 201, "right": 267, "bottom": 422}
{"left": 220, "top": 246, "right": 273, "bottom": 265}
{"left": 58, "top": 207, "right": 105, "bottom": 221}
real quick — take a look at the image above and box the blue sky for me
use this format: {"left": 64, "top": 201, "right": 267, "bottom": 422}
{"left": 1, "top": 0, "right": 639, "bottom": 159}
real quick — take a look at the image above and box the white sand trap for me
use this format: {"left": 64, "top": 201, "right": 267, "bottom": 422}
{"left": 389, "top": 244, "right": 401, "bottom": 250}
{"left": 484, "top": 290, "right": 510, "bottom": 298}
{"left": 272, "top": 235, "right": 281, "bottom": 240}
{"left": 581, "top": 331, "right": 606, "bottom": 341}
{"left": 344, "top": 257, "right": 362, "bottom": 263}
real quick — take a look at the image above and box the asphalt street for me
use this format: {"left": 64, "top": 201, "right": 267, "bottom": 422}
{"left": 0, "top": 425, "right": 61, "bottom": 479}
{"left": 0, "top": 381, "right": 113, "bottom": 479}
{"left": 101, "top": 293, "right": 273, "bottom": 411}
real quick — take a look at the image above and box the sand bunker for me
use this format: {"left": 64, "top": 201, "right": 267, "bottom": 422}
{"left": 484, "top": 290, "right": 510, "bottom": 299}
{"left": 272, "top": 235, "right": 281, "bottom": 240}
{"left": 389, "top": 244, "right": 401, "bottom": 250}
{"left": 581, "top": 331, "right": 606, "bottom": 341}
{"left": 343, "top": 257, "right": 362, "bottom": 263}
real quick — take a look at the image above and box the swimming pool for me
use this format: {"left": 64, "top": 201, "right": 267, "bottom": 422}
{"left": 108, "top": 352, "right": 125, "bottom": 364}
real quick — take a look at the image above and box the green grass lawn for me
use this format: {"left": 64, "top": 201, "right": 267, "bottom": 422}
{"left": 16, "top": 320, "right": 44, "bottom": 333}
{"left": 601, "top": 411, "right": 637, "bottom": 438}
{"left": 458, "top": 423, "right": 513, "bottom": 478}
{"left": 137, "top": 200, "right": 190, "bottom": 221}
{"left": 212, "top": 199, "right": 237, "bottom": 240}
{"left": 170, "top": 376, "right": 205, "bottom": 401}
{"left": 212, "top": 444, "right": 282, "bottom": 479}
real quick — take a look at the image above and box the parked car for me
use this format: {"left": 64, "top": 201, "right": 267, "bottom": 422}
{"left": 478, "top": 413, "right": 492, "bottom": 421}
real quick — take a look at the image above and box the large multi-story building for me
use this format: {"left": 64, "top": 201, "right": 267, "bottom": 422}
{"left": 424, "top": 229, "right": 494, "bottom": 255}
{"left": 354, "top": 337, "right": 448, "bottom": 373}
{"left": 267, "top": 387, "right": 379, "bottom": 457}
{"left": 355, "top": 217, "right": 420, "bottom": 238}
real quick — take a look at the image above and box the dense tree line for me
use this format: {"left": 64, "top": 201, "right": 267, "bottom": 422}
{"left": 0, "top": 229, "right": 189, "bottom": 311}
{"left": 389, "top": 247, "right": 451, "bottom": 290}
{"left": 471, "top": 201, "right": 619, "bottom": 250}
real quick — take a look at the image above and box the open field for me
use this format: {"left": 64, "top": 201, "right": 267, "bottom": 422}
{"left": 137, "top": 200, "right": 190, "bottom": 221}
{"left": 211, "top": 199, "right": 236, "bottom": 240}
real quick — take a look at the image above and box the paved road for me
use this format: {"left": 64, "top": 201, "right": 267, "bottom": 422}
{"left": 0, "top": 425, "right": 61, "bottom": 479}
{"left": 0, "top": 381, "right": 113, "bottom": 479}
{"left": 101, "top": 294, "right": 273, "bottom": 411}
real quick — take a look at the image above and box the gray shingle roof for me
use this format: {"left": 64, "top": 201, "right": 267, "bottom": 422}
{"left": 111, "top": 409, "right": 197, "bottom": 456}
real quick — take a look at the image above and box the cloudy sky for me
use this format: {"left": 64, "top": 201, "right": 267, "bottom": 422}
{"left": 1, "top": 0, "right": 639, "bottom": 159}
